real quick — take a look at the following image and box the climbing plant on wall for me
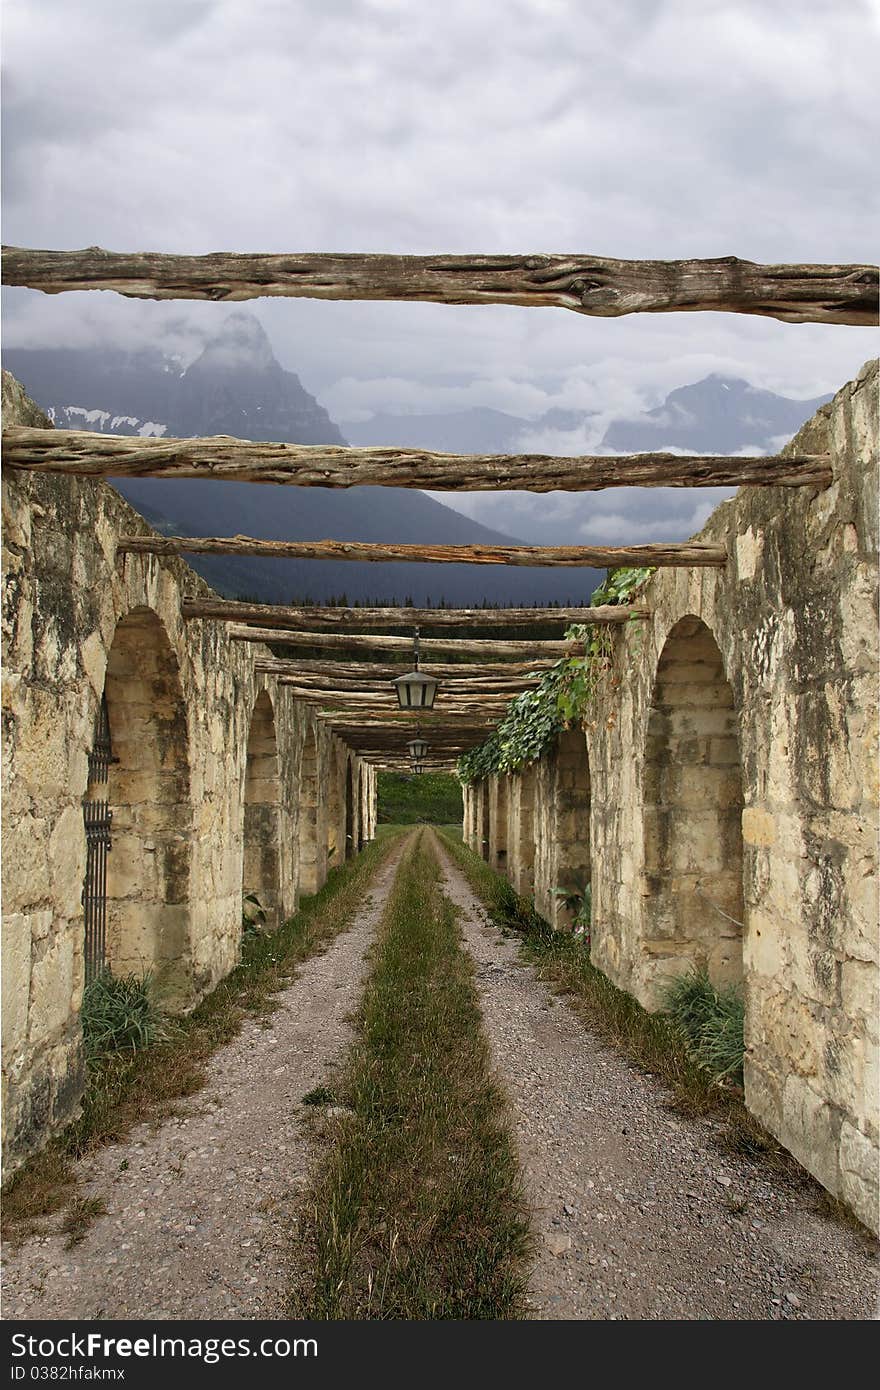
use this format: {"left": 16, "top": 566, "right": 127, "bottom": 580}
{"left": 457, "top": 567, "right": 654, "bottom": 785}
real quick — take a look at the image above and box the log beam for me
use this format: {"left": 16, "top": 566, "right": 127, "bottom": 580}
{"left": 230, "top": 626, "right": 582, "bottom": 658}
{"left": 4, "top": 426, "right": 832, "bottom": 492}
{"left": 3, "top": 246, "right": 875, "bottom": 325}
{"left": 183, "top": 598, "right": 647, "bottom": 628}
{"left": 121, "top": 534, "right": 726, "bottom": 568}
{"left": 255, "top": 658, "right": 556, "bottom": 678}
{"left": 275, "top": 674, "right": 538, "bottom": 693}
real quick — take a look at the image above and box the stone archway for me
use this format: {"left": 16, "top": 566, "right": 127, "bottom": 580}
{"left": 297, "top": 724, "right": 323, "bottom": 896}
{"left": 102, "top": 607, "right": 193, "bottom": 1007}
{"left": 550, "top": 729, "right": 591, "bottom": 930}
{"left": 242, "top": 690, "right": 282, "bottom": 930}
{"left": 344, "top": 759, "right": 355, "bottom": 860}
{"left": 641, "top": 616, "right": 744, "bottom": 995}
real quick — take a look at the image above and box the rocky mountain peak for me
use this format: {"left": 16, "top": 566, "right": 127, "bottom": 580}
{"left": 185, "top": 311, "right": 278, "bottom": 376}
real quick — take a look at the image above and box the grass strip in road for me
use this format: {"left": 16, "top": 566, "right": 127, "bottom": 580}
{"left": 290, "top": 830, "right": 531, "bottom": 1320}
{"left": 2, "top": 828, "right": 407, "bottom": 1244}
{"left": 435, "top": 828, "right": 806, "bottom": 1180}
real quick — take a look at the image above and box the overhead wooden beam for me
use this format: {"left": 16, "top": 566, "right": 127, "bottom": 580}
{"left": 121, "top": 534, "right": 725, "bottom": 568}
{"left": 3, "top": 246, "right": 875, "bottom": 325}
{"left": 184, "top": 598, "right": 647, "bottom": 628}
{"left": 256, "top": 658, "right": 555, "bottom": 678}
{"left": 230, "top": 626, "right": 582, "bottom": 658}
{"left": 287, "top": 690, "right": 516, "bottom": 709}
{"left": 276, "top": 674, "right": 538, "bottom": 693}
{"left": 4, "top": 426, "right": 832, "bottom": 491}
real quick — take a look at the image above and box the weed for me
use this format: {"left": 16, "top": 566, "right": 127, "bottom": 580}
{"left": 60, "top": 1196, "right": 106, "bottom": 1249}
{"left": 81, "top": 969, "right": 167, "bottom": 1064}
{"left": 301, "top": 1086, "right": 335, "bottom": 1107}
{"left": 661, "top": 970, "right": 745, "bottom": 1084}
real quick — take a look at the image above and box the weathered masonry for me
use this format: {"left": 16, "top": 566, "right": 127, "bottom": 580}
{"left": 2, "top": 244, "right": 877, "bottom": 1231}
{"left": 464, "top": 362, "right": 879, "bottom": 1232}
{"left": 1, "top": 373, "right": 376, "bottom": 1166}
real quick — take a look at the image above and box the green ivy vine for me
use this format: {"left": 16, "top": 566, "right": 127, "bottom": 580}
{"left": 457, "top": 567, "right": 654, "bottom": 784}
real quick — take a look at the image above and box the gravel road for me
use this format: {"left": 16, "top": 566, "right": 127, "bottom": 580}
{"left": 431, "top": 833, "right": 878, "bottom": 1321}
{"left": 1, "top": 838, "right": 410, "bottom": 1321}
{"left": 3, "top": 829, "right": 875, "bottom": 1322}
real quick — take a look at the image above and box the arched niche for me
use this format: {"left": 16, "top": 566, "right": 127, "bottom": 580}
{"left": 297, "top": 724, "right": 323, "bottom": 895}
{"left": 551, "top": 728, "right": 592, "bottom": 929}
{"left": 242, "top": 690, "right": 282, "bottom": 930}
{"left": 642, "top": 616, "right": 744, "bottom": 990}
{"left": 102, "top": 607, "right": 193, "bottom": 1006}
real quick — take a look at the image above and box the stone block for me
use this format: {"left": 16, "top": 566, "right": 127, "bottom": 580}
{"left": 742, "top": 807, "right": 776, "bottom": 847}
{"left": 838, "top": 1121, "right": 880, "bottom": 1234}
{"left": 28, "top": 932, "right": 75, "bottom": 1049}
{"left": 48, "top": 806, "right": 87, "bottom": 919}
{"left": 1, "top": 914, "right": 32, "bottom": 1059}
{"left": 781, "top": 1072, "right": 840, "bottom": 1196}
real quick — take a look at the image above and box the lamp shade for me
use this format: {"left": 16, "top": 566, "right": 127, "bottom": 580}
{"left": 407, "top": 736, "right": 430, "bottom": 762}
{"left": 393, "top": 669, "right": 439, "bottom": 709}
{"left": 410, "top": 762, "right": 425, "bottom": 775}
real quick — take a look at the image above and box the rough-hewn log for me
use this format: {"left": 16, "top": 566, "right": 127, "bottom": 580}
{"left": 287, "top": 689, "right": 516, "bottom": 708}
{"left": 256, "top": 658, "right": 555, "bottom": 678}
{"left": 231, "top": 626, "right": 582, "bottom": 658}
{"left": 318, "top": 711, "right": 497, "bottom": 726}
{"left": 3, "top": 246, "right": 875, "bottom": 325}
{"left": 4, "top": 426, "right": 833, "bottom": 491}
{"left": 276, "top": 674, "right": 538, "bottom": 693}
{"left": 184, "top": 598, "right": 646, "bottom": 628}
{"left": 122, "top": 534, "right": 725, "bottom": 567}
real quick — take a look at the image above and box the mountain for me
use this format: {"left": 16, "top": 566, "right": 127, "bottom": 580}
{"left": 350, "top": 374, "right": 831, "bottom": 546}
{"left": 601, "top": 375, "right": 831, "bottom": 454}
{"left": 348, "top": 407, "right": 538, "bottom": 454}
{"left": 2, "top": 319, "right": 601, "bottom": 607}
{"left": 4, "top": 315, "right": 346, "bottom": 445}
{"left": 347, "top": 405, "right": 600, "bottom": 454}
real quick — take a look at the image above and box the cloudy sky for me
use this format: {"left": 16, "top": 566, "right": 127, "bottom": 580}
{"left": 2, "top": 0, "right": 877, "bottom": 541}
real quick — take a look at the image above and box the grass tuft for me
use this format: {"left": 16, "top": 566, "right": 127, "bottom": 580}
{"left": 290, "top": 831, "right": 531, "bottom": 1320}
{"left": 60, "top": 1196, "right": 107, "bottom": 1249}
{"left": 661, "top": 969, "right": 745, "bottom": 1083}
{"left": 81, "top": 969, "right": 168, "bottom": 1064}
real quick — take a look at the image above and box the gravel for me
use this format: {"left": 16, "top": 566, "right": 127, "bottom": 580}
{"left": 432, "top": 834, "right": 879, "bottom": 1322}
{"left": 4, "top": 829, "right": 875, "bottom": 1323}
{"left": 1, "top": 839, "right": 410, "bottom": 1321}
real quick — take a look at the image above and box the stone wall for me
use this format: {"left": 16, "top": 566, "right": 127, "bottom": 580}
{"left": 463, "top": 361, "right": 879, "bottom": 1231}
{"left": 1, "top": 373, "right": 375, "bottom": 1170}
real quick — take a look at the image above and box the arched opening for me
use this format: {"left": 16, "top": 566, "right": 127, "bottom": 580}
{"left": 480, "top": 781, "right": 491, "bottom": 862}
{"left": 642, "top": 616, "right": 744, "bottom": 992}
{"left": 345, "top": 759, "right": 355, "bottom": 860}
{"left": 242, "top": 690, "right": 282, "bottom": 930}
{"left": 489, "top": 776, "right": 508, "bottom": 872}
{"left": 101, "top": 607, "right": 193, "bottom": 1007}
{"left": 551, "top": 729, "right": 591, "bottom": 930}
{"left": 297, "top": 725, "right": 322, "bottom": 896}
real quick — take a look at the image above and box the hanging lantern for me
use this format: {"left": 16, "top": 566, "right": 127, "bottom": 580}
{"left": 392, "top": 625, "right": 439, "bottom": 709}
{"left": 407, "top": 735, "right": 429, "bottom": 763}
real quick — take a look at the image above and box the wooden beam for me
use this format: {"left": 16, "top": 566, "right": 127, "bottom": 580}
{"left": 4, "top": 426, "right": 832, "bottom": 491}
{"left": 276, "top": 674, "right": 538, "bottom": 693}
{"left": 288, "top": 690, "right": 516, "bottom": 709}
{"left": 231, "top": 626, "right": 582, "bottom": 658}
{"left": 121, "top": 534, "right": 725, "bottom": 568}
{"left": 255, "top": 658, "right": 555, "bottom": 678}
{"left": 183, "top": 598, "right": 647, "bottom": 628}
{"left": 3, "top": 246, "right": 875, "bottom": 325}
